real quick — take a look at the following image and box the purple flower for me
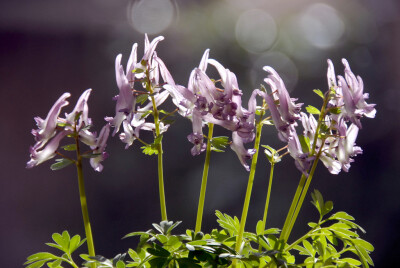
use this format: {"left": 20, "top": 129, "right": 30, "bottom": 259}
{"left": 328, "top": 59, "right": 376, "bottom": 129}
{"left": 230, "top": 131, "right": 256, "bottom": 171}
{"left": 65, "top": 88, "right": 92, "bottom": 128}
{"left": 106, "top": 52, "right": 136, "bottom": 136}
{"left": 336, "top": 119, "right": 362, "bottom": 172}
{"left": 187, "top": 109, "right": 206, "bottom": 156}
{"left": 90, "top": 124, "right": 111, "bottom": 172}
{"left": 287, "top": 128, "right": 314, "bottom": 176}
{"left": 31, "top": 93, "right": 70, "bottom": 150}
{"left": 107, "top": 35, "right": 175, "bottom": 150}
{"left": 27, "top": 90, "right": 109, "bottom": 171}
{"left": 263, "top": 66, "right": 302, "bottom": 124}
{"left": 300, "top": 112, "right": 341, "bottom": 175}
{"left": 27, "top": 130, "right": 70, "bottom": 169}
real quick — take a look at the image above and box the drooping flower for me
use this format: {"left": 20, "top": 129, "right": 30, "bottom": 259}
{"left": 27, "top": 131, "right": 70, "bottom": 169}
{"left": 107, "top": 35, "right": 174, "bottom": 150}
{"left": 31, "top": 92, "right": 70, "bottom": 150}
{"left": 336, "top": 118, "right": 362, "bottom": 172}
{"left": 328, "top": 59, "right": 376, "bottom": 129}
{"left": 90, "top": 123, "right": 111, "bottom": 172}
{"left": 300, "top": 112, "right": 341, "bottom": 175}
{"left": 165, "top": 49, "right": 257, "bottom": 170}
{"left": 27, "top": 89, "right": 109, "bottom": 171}
{"left": 259, "top": 66, "right": 302, "bottom": 143}
{"left": 263, "top": 66, "right": 302, "bottom": 125}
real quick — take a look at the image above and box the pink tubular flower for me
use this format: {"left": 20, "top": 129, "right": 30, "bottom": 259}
{"left": 328, "top": 58, "right": 376, "bottom": 129}
{"left": 27, "top": 131, "right": 70, "bottom": 168}
{"left": 263, "top": 66, "right": 302, "bottom": 124}
{"left": 31, "top": 93, "right": 70, "bottom": 150}
{"left": 165, "top": 49, "right": 258, "bottom": 170}
{"left": 90, "top": 124, "right": 111, "bottom": 172}
{"left": 27, "top": 89, "right": 109, "bottom": 171}
{"left": 107, "top": 35, "right": 174, "bottom": 150}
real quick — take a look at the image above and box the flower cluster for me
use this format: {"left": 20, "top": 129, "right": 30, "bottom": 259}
{"left": 105, "top": 35, "right": 173, "bottom": 149}
{"left": 27, "top": 89, "right": 110, "bottom": 172}
{"left": 165, "top": 50, "right": 258, "bottom": 170}
{"left": 261, "top": 59, "right": 376, "bottom": 175}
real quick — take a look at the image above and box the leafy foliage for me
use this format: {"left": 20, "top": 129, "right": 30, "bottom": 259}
{"left": 25, "top": 192, "right": 373, "bottom": 268}
{"left": 210, "top": 136, "right": 230, "bottom": 152}
{"left": 24, "top": 231, "right": 85, "bottom": 268}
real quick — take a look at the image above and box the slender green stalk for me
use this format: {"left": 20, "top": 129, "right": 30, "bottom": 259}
{"left": 280, "top": 92, "right": 330, "bottom": 243}
{"left": 279, "top": 174, "right": 307, "bottom": 242}
{"left": 235, "top": 114, "right": 264, "bottom": 254}
{"left": 75, "top": 136, "right": 96, "bottom": 267}
{"left": 195, "top": 123, "right": 214, "bottom": 233}
{"left": 284, "top": 146, "right": 323, "bottom": 242}
{"left": 258, "top": 163, "right": 275, "bottom": 252}
{"left": 150, "top": 94, "right": 167, "bottom": 221}
{"left": 147, "top": 68, "right": 167, "bottom": 221}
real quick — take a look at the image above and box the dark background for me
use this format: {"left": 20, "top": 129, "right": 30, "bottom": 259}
{"left": 1, "top": 0, "right": 399, "bottom": 266}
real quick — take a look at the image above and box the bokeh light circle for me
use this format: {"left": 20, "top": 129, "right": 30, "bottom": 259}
{"left": 127, "top": 0, "right": 176, "bottom": 35}
{"left": 235, "top": 9, "right": 277, "bottom": 53}
{"left": 298, "top": 3, "right": 345, "bottom": 49}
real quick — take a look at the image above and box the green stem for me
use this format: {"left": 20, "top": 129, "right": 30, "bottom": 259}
{"left": 284, "top": 146, "right": 323, "bottom": 242}
{"left": 75, "top": 138, "right": 96, "bottom": 267}
{"left": 279, "top": 174, "right": 307, "bottom": 242}
{"left": 258, "top": 163, "right": 275, "bottom": 252}
{"left": 147, "top": 68, "right": 167, "bottom": 221}
{"left": 284, "top": 221, "right": 327, "bottom": 252}
{"left": 280, "top": 92, "right": 330, "bottom": 243}
{"left": 195, "top": 123, "right": 214, "bottom": 233}
{"left": 235, "top": 115, "right": 264, "bottom": 254}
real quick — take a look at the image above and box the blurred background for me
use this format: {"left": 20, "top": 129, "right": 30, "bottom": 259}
{"left": 1, "top": 0, "right": 399, "bottom": 266}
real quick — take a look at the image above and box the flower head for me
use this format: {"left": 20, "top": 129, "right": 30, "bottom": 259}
{"left": 27, "top": 90, "right": 109, "bottom": 171}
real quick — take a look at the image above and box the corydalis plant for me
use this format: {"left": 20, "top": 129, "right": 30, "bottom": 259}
{"left": 106, "top": 35, "right": 176, "bottom": 221}
{"left": 279, "top": 59, "right": 376, "bottom": 243}
{"left": 27, "top": 89, "right": 110, "bottom": 171}
{"left": 25, "top": 34, "right": 376, "bottom": 268}
{"left": 27, "top": 89, "right": 110, "bottom": 264}
{"left": 165, "top": 49, "right": 257, "bottom": 171}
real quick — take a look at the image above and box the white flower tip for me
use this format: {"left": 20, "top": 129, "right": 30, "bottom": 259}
{"left": 341, "top": 58, "right": 350, "bottom": 69}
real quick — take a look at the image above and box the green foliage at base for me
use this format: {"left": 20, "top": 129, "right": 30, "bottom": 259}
{"left": 25, "top": 191, "right": 373, "bottom": 268}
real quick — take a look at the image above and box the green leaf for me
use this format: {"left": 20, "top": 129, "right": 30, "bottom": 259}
{"left": 313, "top": 89, "right": 325, "bottom": 99}
{"left": 61, "top": 144, "right": 77, "bottom": 151}
{"left": 311, "top": 189, "right": 324, "bottom": 216}
{"left": 340, "top": 258, "right": 362, "bottom": 266}
{"left": 210, "top": 136, "right": 229, "bottom": 152}
{"left": 132, "top": 68, "right": 144, "bottom": 74}
{"left": 329, "top": 107, "right": 341, "bottom": 115}
{"left": 136, "top": 94, "right": 148, "bottom": 105}
{"left": 330, "top": 211, "right": 355, "bottom": 221}
{"left": 215, "top": 211, "right": 240, "bottom": 236}
{"left": 116, "top": 260, "right": 126, "bottom": 268}
{"left": 298, "top": 135, "right": 311, "bottom": 154}
{"left": 81, "top": 153, "right": 102, "bottom": 159}
{"left": 26, "top": 252, "right": 58, "bottom": 263}
{"left": 147, "top": 244, "right": 170, "bottom": 258}
{"left": 139, "top": 110, "right": 152, "bottom": 120}
{"left": 26, "top": 260, "right": 48, "bottom": 268}
{"left": 303, "top": 240, "right": 315, "bottom": 257}
{"left": 74, "top": 111, "right": 83, "bottom": 122}
{"left": 69, "top": 235, "right": 82, "bottom": 253}
{"left": 51, "top": 233, "right": 68, "bottom": 253}
{"left": 306, "top": 105, "right": 321, "bottom": 115}
{"left": 324, "top": 201, "right": 334, "bottom": 215}
{"left": 262, "top": 145, "right": 281, "bottom": 164}
{"left": 50, "top": 159, "right": 74, "bottom": 171}
{"left": 141, "top": 144, "right": 159, "bottom": 155}
{"left": 353, "top": 239, "right": 374, "bottom": 252}
{"left": 123, "top": 231, "right": 154, "bottom": 239}
{"left": 256, "top": 220, "right": 264, "bottom": 236}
